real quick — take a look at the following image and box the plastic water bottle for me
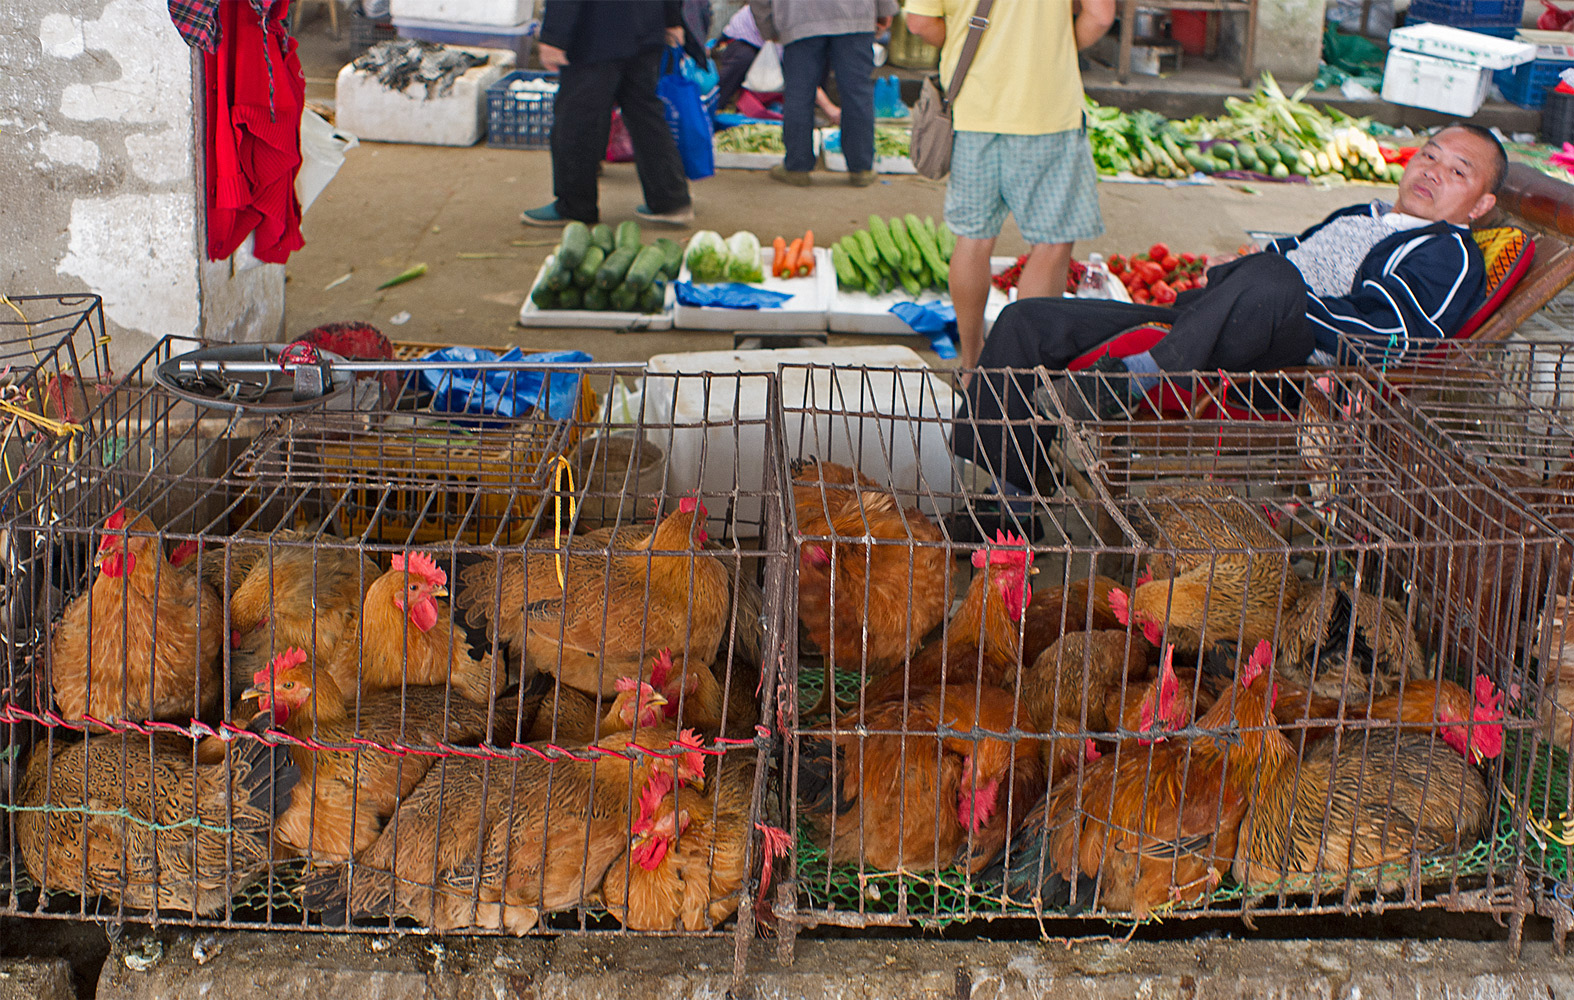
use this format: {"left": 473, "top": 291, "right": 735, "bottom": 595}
{"left": 1076, "top": 253, "right": 1114, "bottom": 299}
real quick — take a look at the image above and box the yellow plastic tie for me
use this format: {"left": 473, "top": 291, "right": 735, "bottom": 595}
{"left": 550, "top": 455, "right": 577, "bottom": 590}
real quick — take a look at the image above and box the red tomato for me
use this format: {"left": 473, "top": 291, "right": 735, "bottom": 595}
{"left": 1160, "top": 254, "right": 1180, "bottom": 273}
{"left": 1140, "top": 261, "right": 1166, "bottom": 285}
{"left": 1151, "top": 283, "right": 1177, "bottom": 305}
{"left": 1148, "top": 243, "right": 1170, "bottom": 263}
{"left": 1180, "top": 252, "right": 1197, "bottom": 266}
{"left": 1109, "top": 254, "right": 1127, "bottom": 276}
{"left": 1121, "top": 270, "right": 1141, "bottom": 289}
{"left": 1132, "top": 287, "right": 1152, "bottom": 304}
{"left": 1171, "top": 278, "right": 1192, "bottom": 292}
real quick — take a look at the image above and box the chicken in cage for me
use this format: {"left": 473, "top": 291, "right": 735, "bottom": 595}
{"left": 779, "top": 364, "right": 1533, "bottom": 937}
{"left": 3, "top": 346, "right": 782, "bottom": 940}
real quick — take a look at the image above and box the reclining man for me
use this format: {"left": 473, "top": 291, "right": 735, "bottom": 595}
{"left": 950, "top": 123, "right": 1506, "bottom": 503}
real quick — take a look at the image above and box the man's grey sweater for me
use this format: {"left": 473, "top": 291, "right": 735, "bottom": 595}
{"left": 749, "top": 0, "right": 898, "bottom": 46}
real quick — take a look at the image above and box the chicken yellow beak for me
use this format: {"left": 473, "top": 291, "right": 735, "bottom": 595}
{"left": 1028, "top": 566, "right": 1039, "bottom": 576}
{"left": 648, "top": 690, "right": 669, "bottom": 709}
{"left": 429, "top": 586, "right": 448, "bottom": 599}
{"left": 239, "top": 686, "right": 265, "bottom": 702}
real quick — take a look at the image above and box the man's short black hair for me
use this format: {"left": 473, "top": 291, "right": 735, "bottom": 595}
{"left": 1439, "top": 122, "right": 1509, "bottom": 194}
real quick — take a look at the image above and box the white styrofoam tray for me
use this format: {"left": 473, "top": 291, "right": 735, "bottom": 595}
{"left": 1381, "top": 48, "right": 1492, "bottom": 117}
{"left": 826, "top": 256, "right": 1015, "bottom": 336}
{"left": 389, "top": 0, "right": 531, "bottom": 26}
{"left": 518, "top": 254, "right": 675, "bottom": 332}
{"left": 713, "top": 130, "right": 819, "bottom": 170}
{"left": 335, "top": 47, "right": 515, "bottom": 147}
{"left": 822, "top": 149, "right": 916, "bottom": 174}
{"left": 673, "top": 247, "right": 834, "bottom": 331}
{"left": 1388, "top": 22, "right": 1536, "bottom": 70}
{"left": 640, "top": 346, "right": 959, "bottom": 536}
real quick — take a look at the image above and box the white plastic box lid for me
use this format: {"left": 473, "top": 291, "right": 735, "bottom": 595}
{"left": 1387, "top": 22, "right": 1536, "bottom": 70}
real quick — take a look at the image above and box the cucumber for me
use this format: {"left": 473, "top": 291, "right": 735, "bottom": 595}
{"left": 557, "top": 285, "right": 583, "bottom": 310}
{"left": 543, "top": 261, "right": 573, "bottom": 292}
{"left": 609, "top": 284, "right": 639, "bottom": 311}
{"left": 640, "top": 282, "right": 665, "bottom": 314}
{"left": 654, "top": 237, "right": 682, "bottom": 276}
{"left": 1388, "top": 163, "right": 1405, "bottom": 183}
{"left": 1255, "top": 143, "right": 1281, "bottom": 167}
{"left": 1183, "top": 148, "right": 1218, "bottom": 174}
{"left": 1212, "top": 141, "right": 1237, "bottom": 166}
{"left": 915, "top": 260, "right": 933, "bottom": 290}
{"left": 842, "top": 235, "right": 883, "bottom": 292}
{"left": 1271, "top": 162, "right": 1290, "bottom": 180}
{"left": 582, "top": 286, "right": 610, "bottom": 310}
{"left": 1159, "top": 133, "right": 1187, "bottom": 167}
{"left": 905, "top": 213, "right": 949, "bottom": 281}
{"left": 897, "top": 269, "right": 922, "bottom": 296}
{"left": 595, "top": 246, "right": 639, "bottom": 290}
{"left": 889, "top": 217, "right": 920, "bottom": 273}
{"left": 530, "top": 283, "right": 557, "bottom": 309}
{"left": 624, "top": 245, "right": 666, "bottom": 292}
{"left": 868, "top": 216, "right": 904, "bottom": 270}
{"left": 590, "top": 224, "right": 615, "bottom": 253}
{"left": 1274, "top": 142, "right": 1301, "bottom": 166}
{"left": 936, "top": 221, "right": 956, "bottom": 260}
{"left": 831, "top": 245, "right": 860, "bottom": 289}
{"left": 615, "top": 220, "right": 642, "bottom": 251}
{"left": 557, "top": 221, "right": 591, "bottom": 271}
{"left": 1237, "top": 145, "right": 1261, "bottom": 171}
{"left": 572, "top": 245, "right": 606, "bottom": 288}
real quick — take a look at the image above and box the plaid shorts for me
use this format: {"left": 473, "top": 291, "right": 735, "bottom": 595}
{"left": 944, "top": 128, "right": 1105, "bottom": 245}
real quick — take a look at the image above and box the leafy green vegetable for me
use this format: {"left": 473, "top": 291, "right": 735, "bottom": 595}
{"left": 685, "top": 230, "right": 729, "bottom": 283}
{"left": 715, "top": 123, "right": 786, "bottom": 154}
{"left": 725, "top": 231, "right": 764, "bottom": 283}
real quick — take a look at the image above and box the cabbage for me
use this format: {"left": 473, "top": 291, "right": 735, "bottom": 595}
{"left": 725, "top": 231, "right": 764, "bottom": 283}
{"left": 685, "top": 230, "right": 730, "bottom": 283}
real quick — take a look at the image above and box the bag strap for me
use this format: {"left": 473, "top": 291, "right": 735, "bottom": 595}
{"left": 943, "top": 0, "right": 995, "bottom": 110}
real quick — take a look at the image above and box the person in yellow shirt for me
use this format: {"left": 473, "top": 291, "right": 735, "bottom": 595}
{"left": 904, "top": 0, "right": 1115, "bottom": 368}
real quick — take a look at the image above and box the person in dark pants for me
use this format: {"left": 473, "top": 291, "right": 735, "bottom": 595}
{"left": 522, "top": 0, "right": 693, "bottom": 227}
{"left": 951, "top": 123, "right": 1506, "bottom": 510}
{"left": 751, "top": 0, "right": 895, "bottom": 187}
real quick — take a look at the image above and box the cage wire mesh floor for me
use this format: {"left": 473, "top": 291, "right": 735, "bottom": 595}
{"left": 3, "top": 339, "right": 1574, "bottom": 954}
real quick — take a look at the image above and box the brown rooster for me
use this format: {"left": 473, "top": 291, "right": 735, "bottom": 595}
{"left": 862, "top": 533, "right": 1037, "bottom": 703}
{"left": 455, "top": 497, "right": 730, "bottom": 696}
{"left": 216, "top": 529, "right": 381, "bottom": 699}
{"left": 1233, "top": 729, "right": 1491, "bottom": 897}
{"left": 307, "top": 729, "right": 708, "bottom": 933}
{"left": 792, "top": 458, "right": 949, "bottom": 680}
{"left": 1268, "top": 675, "right": 1506, "bottom": 764}
{"left": 798, "top": 684, "right": 1044, "bottom": 873}
{"left": 46, "top": 507, "right": 224, "bottom": 725}
{"left": 991, "top": 640, "right": 1294, "bottom": 916}
{"left": 1116, "top": 487, "right": 1300, "bottom": 656}
{"left": 242, "top": 648, "right": 533, "bottom": 862}
{"left": 326, "top": 551, "right": 500, "bottom": 705}
{"left": 1019, "top": 629, "right": 1156, "bottom": 782}
{"left": 644, "top": 647, "right": 760, "bottom": 739}
{"left": 1272, "top": 578, "right": 1427, "bottom": 703}
{"left": 16, "top": 730, "right": 296, "bottom": 915}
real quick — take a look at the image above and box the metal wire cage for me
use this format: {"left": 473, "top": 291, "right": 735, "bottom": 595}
{"left": 0, "top": 339, "right": 790, "bottom": 955}
{"left": 773, "top": 362, "right": 1559, "bottom": 953}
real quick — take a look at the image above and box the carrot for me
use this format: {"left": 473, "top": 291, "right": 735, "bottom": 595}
{"left": 783, "top": 238, "right": 804, "bottom": 279}
{"left": 796, "top": 230, "right": 815, "bottom": 277}
{"left": 772, "top": 236, "right": 788, "bottom": 277}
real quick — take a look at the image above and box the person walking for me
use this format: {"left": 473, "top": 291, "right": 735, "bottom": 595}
{"left": 521, "top": 0, "right": 694, "bottom": 227}
{"left": 903, "top": 0, "right": 1115, "bottom": 367}
{"left": 751, "top": 0, "right": 896, "bottom": 188}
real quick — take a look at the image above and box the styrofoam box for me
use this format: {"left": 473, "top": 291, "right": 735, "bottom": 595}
{"left": 390, "top": 0, "right": 531, "bottom": 26}
{"left": 823, "top": 150, "right": 916, "bottom": 174}
{"left": 518, "top": 255, "right": 675, "bottom": 331}
{"left": 1388, "top": 22, "right": 1535, "bottom": 70}
{"left": 826, "top": 256, "right": 1015, "bottom": 336}
{"left": 712, "top": 128, "right": 818, "bottom": 170}
{"left": 336, "top": 47, "right": 515, "bottom": 146}
{"left": 673, "top": 248, "right": 835, "bottom": 331}
{"left": 1381, "top": 48, "right": 1492, "bottom": 116}
{"left": 641, "top": 346, "right": 959, "bottom": 536}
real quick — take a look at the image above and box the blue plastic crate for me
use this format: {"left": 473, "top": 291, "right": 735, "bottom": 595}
{"left": 1495, "top": 57, "right": 1574, "bottom": 107}
{"left": 486, "top": 70, "right": 558, "bottom": 149}
{"left": 1407, "top": 0, "right": 1525, "bottom": 30}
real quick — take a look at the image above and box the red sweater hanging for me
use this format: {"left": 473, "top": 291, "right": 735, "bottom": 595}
{"left": 205, "top": 0, "right": 305, "bottom": 263}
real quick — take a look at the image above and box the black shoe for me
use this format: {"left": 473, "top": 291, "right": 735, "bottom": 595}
{"left": 1037, "top": 354, "right": 1134, "bottom": 422}
{"left": 941, "top": 500, "right": 1046, "bottom": 546}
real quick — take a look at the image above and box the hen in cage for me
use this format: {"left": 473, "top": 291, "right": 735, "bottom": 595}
{"left": 1018, "top": 629, "right": 1159, "bottom": 786}
{"left": 44, "top": 507, "right": 224, "bottom": 726}
{"left": 16, "top": 729, "right": 297, "bottom": 915}
{"left": 790, "top": 458, "right": 949, "bottom": 692}
{"left": 454, "top": 495, "right": 731, "bottom": 697}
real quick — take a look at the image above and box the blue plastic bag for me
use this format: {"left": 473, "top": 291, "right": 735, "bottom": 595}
{"left": 419, "top": 347, "right": 591, "bottom": 421}
{"left": 889, "top": 301, "right": 959, "bottom": 359}
{"left": 675, "top": 282, "right": 793, "bottom": 309}
{"left": 682, "top": 53, "right": 721, "bottom": 116}
{"left": 657, "top": 46, "right": 715, "bottom": 181}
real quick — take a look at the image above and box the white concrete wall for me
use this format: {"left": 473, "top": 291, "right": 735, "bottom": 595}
{"left": 1, "top": 0, "right": 285, "bottom": 376}
{"left": 1255, "top": 0, "right": 1329, "bottom": 81}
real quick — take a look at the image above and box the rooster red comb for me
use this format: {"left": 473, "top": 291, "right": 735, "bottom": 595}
{"left": 1084, "top": 738, "right": 1102, "bottom": 762}
{"left": 636, "top": 771, "right": 675, "bottom": 827}
{"left": 389, "top": 551, "right": 446, "bottom": 587}
{"left": 678, "top": 495, "right": 707, "bottom": 517}
{"left": 1240, "top": 640, "right": 1274, "bottom": 687}
{"left": 104, "top": 508, "right": 128, "bottom": 530}
{"left": 649, "top": 649, "right": 674, "bottom": 689}
{"left": 1109, "top": 588, "right": 1130, "bottom": 626}
{"left": 1474, "top": 675, "right": 1505, "bottom": 717}
{"left": 615, "top": 676, "right": 643, "bottom": 694}
{"left": 256, "top": 648, "right": 309, "bottom": 686}
{"left": 970, "top": 530, "right": 1034, "bottom": 569}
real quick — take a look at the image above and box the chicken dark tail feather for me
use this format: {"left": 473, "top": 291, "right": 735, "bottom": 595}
{"left": 236, "top": 715, "right": 300, "bottom": 823}
{"left": 297, "top": 865, "right": 350, "bottom": 925}
{"left": 794, "top": 735, "right": 853, "bottom": 818}
{"left": 1199, "top": 640, "right": 1241, "bottom": 681}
